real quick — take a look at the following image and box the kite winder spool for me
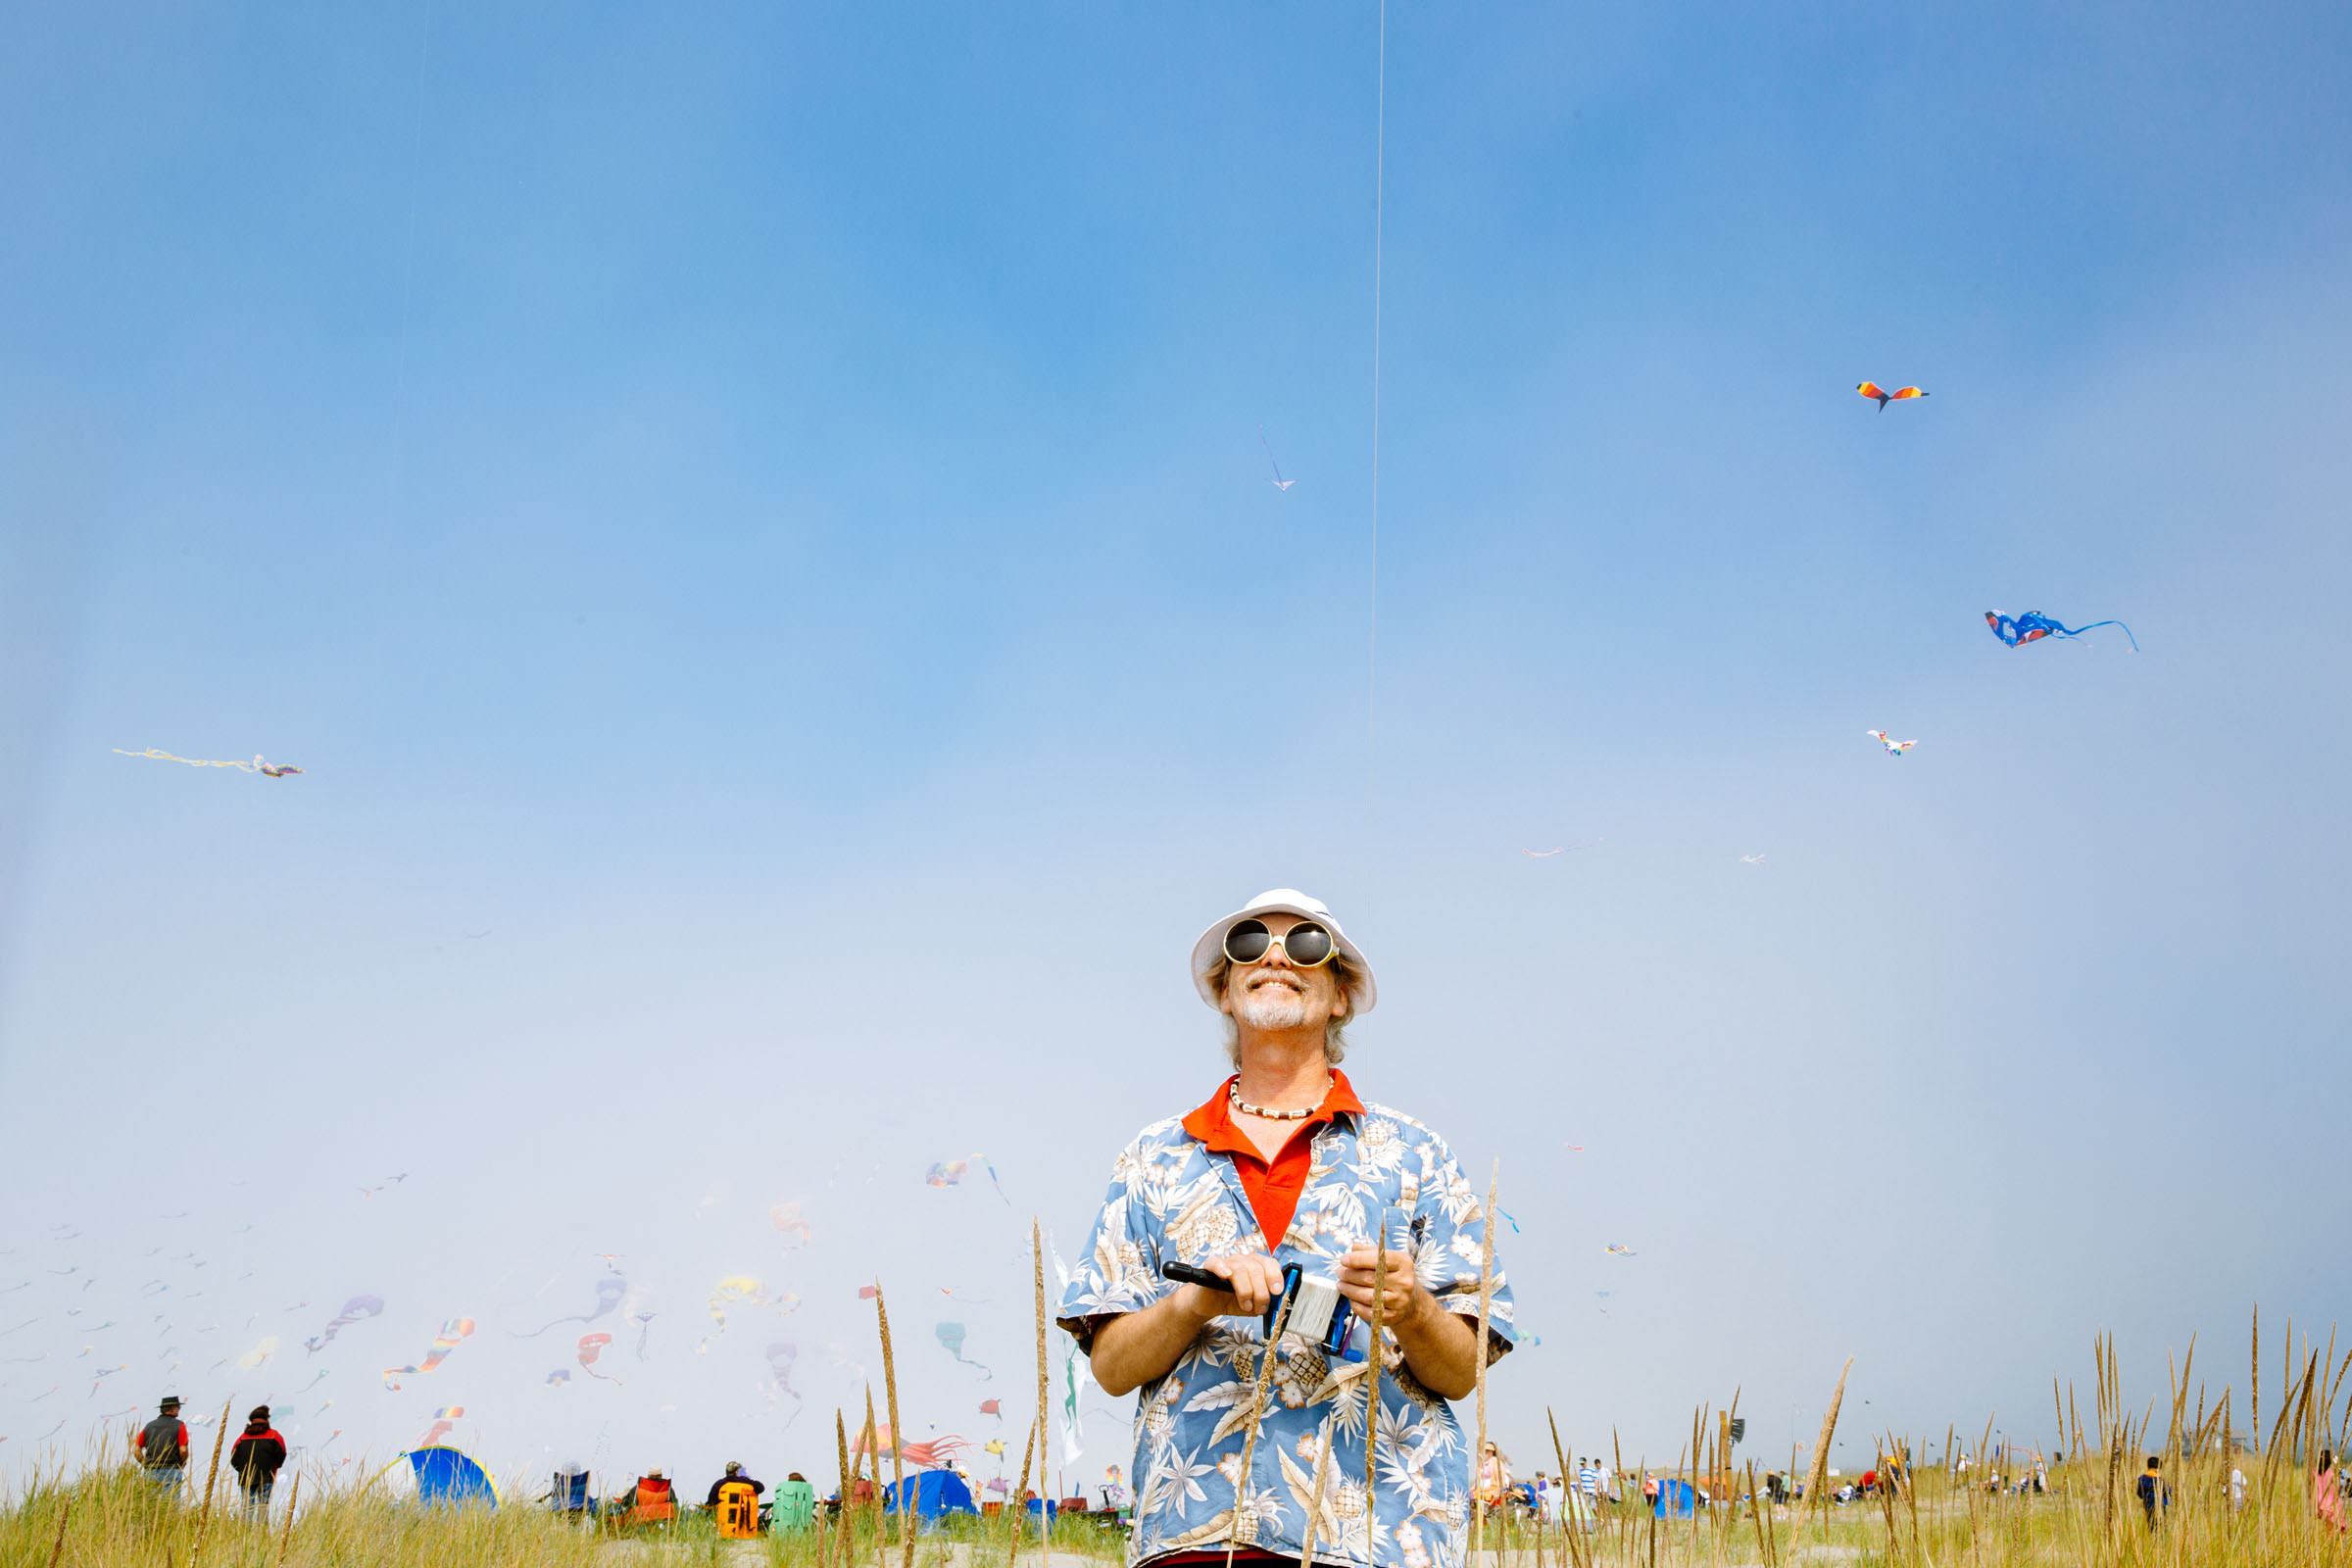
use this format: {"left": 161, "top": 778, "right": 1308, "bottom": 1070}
{"left": 1162, "top": 1261, "right": 1355, "bottom": 1356}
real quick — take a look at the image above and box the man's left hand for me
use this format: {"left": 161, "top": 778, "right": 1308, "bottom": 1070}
{"left": 1337, "top": 1246, "right": 1424, "bottom": 1327}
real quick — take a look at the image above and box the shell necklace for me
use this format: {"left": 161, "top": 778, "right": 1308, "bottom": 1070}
{"left": 1229, "top": 1074, "right": 1332, "bottom": 1121}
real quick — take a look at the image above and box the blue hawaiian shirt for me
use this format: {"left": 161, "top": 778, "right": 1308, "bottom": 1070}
{"left": 1056, "top": 1078, "right": 1514, "bottom": 1568}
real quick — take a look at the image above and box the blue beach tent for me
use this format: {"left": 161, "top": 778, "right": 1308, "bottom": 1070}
{"left": 1650, "top": 1478, "right": 1695, "bottom": 1519}
{"left": 884, "top": 1469, "right": 980, "bottom": 1521}
{"left": 409, "top": 1446, "right": 499, "bottom": 1507}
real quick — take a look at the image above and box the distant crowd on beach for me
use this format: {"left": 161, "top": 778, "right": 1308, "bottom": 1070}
{"left": 124, "top": 1390, "right": 2352, "bottom": 1542}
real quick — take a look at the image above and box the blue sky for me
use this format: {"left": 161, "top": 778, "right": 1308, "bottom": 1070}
{"left": 3, "top": 1, "right": 2349, "bottom": 1492}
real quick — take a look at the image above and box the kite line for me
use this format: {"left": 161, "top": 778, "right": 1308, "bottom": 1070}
{"left": 1366, "top": 0, "right": 1385, "bottom": 902}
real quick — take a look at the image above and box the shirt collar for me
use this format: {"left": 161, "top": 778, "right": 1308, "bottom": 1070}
{"left": 1181, "top": 1069, "right": 1364, "bottom": 1154}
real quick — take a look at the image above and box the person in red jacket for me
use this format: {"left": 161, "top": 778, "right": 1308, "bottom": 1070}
{"left": 230, "top": 1405, "right": 287, "bottom": 1517}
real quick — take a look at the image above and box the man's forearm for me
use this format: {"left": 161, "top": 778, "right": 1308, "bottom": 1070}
{"left": 1087, "top": 1289, "right": 1218, "bottom": 1397}
{"left": 1388, "top": 1293, "right": 1482, "bottom": 1401}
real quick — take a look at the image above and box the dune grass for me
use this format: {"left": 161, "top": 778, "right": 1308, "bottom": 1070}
{"left": 9, "top": 1319, "right": 2348, "bottom": 1568}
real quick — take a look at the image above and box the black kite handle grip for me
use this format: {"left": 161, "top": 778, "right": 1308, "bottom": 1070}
{"left": 1160, "top": 1261, "right": 1227, "bottom": 1290}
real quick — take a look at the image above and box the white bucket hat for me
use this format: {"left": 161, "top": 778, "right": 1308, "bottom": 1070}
{"left": 1190, "top": 888, "right": 1377, "bottom": 1016}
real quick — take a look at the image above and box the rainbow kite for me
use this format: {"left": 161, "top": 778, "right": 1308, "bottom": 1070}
{"left": 1855, "top": 381, "right": 1929, "bottom": 411}
{"left": 381, "top": 1317, "right": 474, "bottom": 1390}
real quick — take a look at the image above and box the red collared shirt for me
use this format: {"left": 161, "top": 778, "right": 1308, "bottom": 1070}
{"left": 1180, "top": 1069, "right": 1365, "bottom": 1247}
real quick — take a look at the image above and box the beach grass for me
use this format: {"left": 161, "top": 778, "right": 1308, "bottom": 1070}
{"left": 9, "top": 1320, "right": 2348, "bottom": 1568}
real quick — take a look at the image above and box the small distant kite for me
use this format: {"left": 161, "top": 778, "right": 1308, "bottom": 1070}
{"left": 764, "top": 1342, "right": 803, "bottom": 1420}
{"left": 1866, "top": 730, "right": 1917, "bottom": 758}
{"left": 306, "top": 1296, "right": 383, "bottom": 1352}
{"left": 516, "top": 1278, "right": 627, "bottom": 1339}
{"left": 1521, "top": 848, "right": 1566, "bottom": 858}
{"left": 857, "top": 1285, "right": 878, "bottom": 1300}
{"left": 924, "top": 1156, "right": 1010, "bottom": 1204}
{"left": 935, "top": 1322, "right": 993, "bottom": 1380}
{"left": 1984, "top": 610, "right": 2138, "bottom": 653}
{"left": 769, "top": 1202, "right": 811, "bottom": 1250}
{"left": 113, "top": 749, "right": 304, "bottom": 776}
{"left": 1604, "top": 1244, "right": 1637, "bottom": 1258}
{"left": 1740, "top": 854, "right": 1766, "bottom": 865}
{"left": 576, "top": 1333, "right": 619, "bottom": 1383}
{"left": 545, "top": 1369, "right": 571, "bottom": 1386}
{"left": 983, "top": 1438, "right": 1007, "bottom": 1457}
{"left": 237, "top": 1337, "right": 280, "bottom": 1371}
{"left": 630, "top": 1311, "right": 656, "bottom": 1360}
{"left": 419, "top": 1405, "right": 464, "bottom": 1446}
{"left": 979, "top": 1397, "right": 1002, "bottom": 1419}
{"left": 899, "top": 1436, "right": 973, "bottom": 1467}
{"left": 701, "top": 1277, "right": 792, "bottom": 1351}
{"left": 1260, "top": 428, "right": 1296, "bottom": 492}
{"left": 1855, "top": 382, "right": 1928, "bottom": 411}
{"left": 1562, "top": 1145, "right": 1584, "bottom": 1152}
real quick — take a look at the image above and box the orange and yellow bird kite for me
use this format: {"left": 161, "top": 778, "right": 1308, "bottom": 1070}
{"left": 1856, "top": 381, "right": 1929, "bottom": 411}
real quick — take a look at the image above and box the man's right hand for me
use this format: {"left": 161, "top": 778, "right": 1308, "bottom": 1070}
{"left": 1176, "top": 1252, "right": 1287, "bottom": 1322}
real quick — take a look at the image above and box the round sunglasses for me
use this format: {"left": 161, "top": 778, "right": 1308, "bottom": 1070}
{"left": 1222, "top": 918, "right": 1336, "bottom": 968}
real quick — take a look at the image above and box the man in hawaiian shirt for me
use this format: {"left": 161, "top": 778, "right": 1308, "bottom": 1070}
{"left": 1057, "top": 888, "right": 1514, "bottom": 1568}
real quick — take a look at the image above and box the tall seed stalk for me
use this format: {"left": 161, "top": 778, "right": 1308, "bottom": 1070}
{"left": 873, "top": 1284, "right": 911, "bottom": 1568}
{"left": 1799, "top": 1359, "right": 1851, "bottom": 1527}
{"left": 1363, "top": 1209, "right": 1387, "bottom": 1567}
{"left": 188, "top": 1398, "right": 232, "bottom": 1568}
{"left": 1471, "top": 1161, "right": 1498, "bottom": 1567}
{"left": 1297, "top": 1424, "right": 1333, "bottom": 1568}
{"left": 1005, "top": 1421, "right": 1037, "bottom": 1568}
{"left": 1031, "top": 1219, "right": 1050, "bottom": 1567}
{"left": 1223, "top": 1292, "right": 1298, "bottom": 1568}
{"left": 273, "top": 1471, "right": 300, "bottom": 1565}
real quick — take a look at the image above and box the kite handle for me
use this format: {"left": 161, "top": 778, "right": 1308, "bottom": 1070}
{"left": 1159, "top": 1261, "right": 1226, "bottom": 1291}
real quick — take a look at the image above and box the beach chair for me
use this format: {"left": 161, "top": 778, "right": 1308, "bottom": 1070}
{"left": 625, "top": 1476, "right": 678, "bottom": 1528}
{"left": 773, "top": 1478, "right": 818, "bottom": 1530}
{"left": 715, "top": 1480, "right": 761, "bottom": 1539}
{"left": 550, "top": 1465, "right": 592, "bottom": 1515}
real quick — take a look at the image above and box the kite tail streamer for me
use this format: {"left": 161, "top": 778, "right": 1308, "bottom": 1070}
{"left": 2059, "top": 618, "right": 2139, "bottom": 651}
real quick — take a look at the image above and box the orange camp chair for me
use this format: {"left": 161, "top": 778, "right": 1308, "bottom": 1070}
{"left": 715, "top": 1480, "right": 761, "bottom": 1539}
{"left": 626, "top": 1475, "right": 678, "bottom": 1528}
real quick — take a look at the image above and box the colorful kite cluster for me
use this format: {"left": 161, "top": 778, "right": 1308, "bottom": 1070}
{"left": 923, "top": 1155, "right": 1009, "bottom": 1204}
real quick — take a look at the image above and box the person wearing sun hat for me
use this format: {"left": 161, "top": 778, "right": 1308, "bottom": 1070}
{"left": 133, "top": 1395, "right": 190, "bottom": 1494}
{"left": 1055, "top": 889, "right": 1515, "bottom": 1568}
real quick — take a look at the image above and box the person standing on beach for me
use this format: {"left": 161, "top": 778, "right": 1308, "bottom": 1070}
{"left": 1057, "top": 889, "right": 1515, "bottom": 1568}
{"left": 230, "top": 1405, "right": 287, "bottom": 1517}
{"left": 133, "top": 1396, "right": 189, "bottom": 1494}
{"left": 2316, "top": 1448, "right": 2345, "bottom": 1533}
{"left": 2135, "top": 1456, "right": 2168, "bottom": 1524}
